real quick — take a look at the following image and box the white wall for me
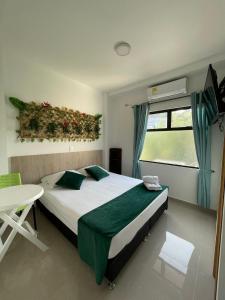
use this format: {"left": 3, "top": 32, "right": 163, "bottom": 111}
{"left": 1, "top": 51, "right": 104, "bottom": 171}
{"left": 107, "top": 64, "right": 225, "bottom": 210}
{"left": 0, "top": 50, "right": 8, "bottom": 174}
{"left": 0, "top": 4, "right": 8, "bottom": 175}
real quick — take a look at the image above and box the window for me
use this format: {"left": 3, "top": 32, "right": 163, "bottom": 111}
{"left": 140, "top": 107, "right": 198, "bottom": 168}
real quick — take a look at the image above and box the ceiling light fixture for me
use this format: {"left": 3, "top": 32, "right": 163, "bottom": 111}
{"left": 114, "top": 41, "right": 131, "bottom": 56}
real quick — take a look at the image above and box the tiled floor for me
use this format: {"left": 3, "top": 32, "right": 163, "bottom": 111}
{"left": 0, "top": 199, "right": 216, "bottom": 300}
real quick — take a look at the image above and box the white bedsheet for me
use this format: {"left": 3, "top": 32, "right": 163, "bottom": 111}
{"left": 39, "top": 172, "right": 168, "bottom": 258}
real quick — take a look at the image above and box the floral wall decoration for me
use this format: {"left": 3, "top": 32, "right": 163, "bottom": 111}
{"left": 9, "top": 97, "right": 102, "bottom": 142}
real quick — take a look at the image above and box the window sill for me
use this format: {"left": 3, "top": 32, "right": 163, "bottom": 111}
{"left": 139, "top": 160, "right": 199, "bottom": 170}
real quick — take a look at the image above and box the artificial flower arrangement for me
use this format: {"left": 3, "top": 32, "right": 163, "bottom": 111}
{"left": 9, "top": 97, "right": 102, "bottom": 142}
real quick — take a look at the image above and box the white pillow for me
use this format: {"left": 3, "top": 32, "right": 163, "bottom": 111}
{"left": 41, "top": 170, "right": 82, "bottom": 189}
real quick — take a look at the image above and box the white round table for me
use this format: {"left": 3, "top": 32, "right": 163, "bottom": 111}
{"left": 0, "top": 184, "right": 44, "bottom": 212}
{"left": 0, "top": 184, "right": 48, "bottom": 262}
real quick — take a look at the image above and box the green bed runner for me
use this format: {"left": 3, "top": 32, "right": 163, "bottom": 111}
{"left": 78, "top": 183, "right": 168, "bottom": 284}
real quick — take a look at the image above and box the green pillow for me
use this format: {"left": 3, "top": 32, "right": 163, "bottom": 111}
{"left": 56, "top": 171, "right": 86, "bottom": 190}
{"left": 85, "top": 165, "right": 109, "bottom": 181}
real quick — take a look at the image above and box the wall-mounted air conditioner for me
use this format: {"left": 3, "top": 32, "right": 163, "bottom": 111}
{"left": 147, "top": 77, "right": 188, "bottom": 103}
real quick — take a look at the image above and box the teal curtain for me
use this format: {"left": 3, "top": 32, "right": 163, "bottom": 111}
{"left": 132, "top": 103, "right": 150, "bottom": 178}
{"left": 191, "top": 89, "right": 217, "bottom": 208}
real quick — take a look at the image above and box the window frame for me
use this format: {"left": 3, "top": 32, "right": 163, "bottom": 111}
{"left": 147, "top": 106, "right": 193, "bottom": 132}
{"left": 140, "top": 106, "right": 199, "bottom": 169}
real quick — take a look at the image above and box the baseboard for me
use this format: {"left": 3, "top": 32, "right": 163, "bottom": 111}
{"left": 168, "top": 197, "right": 217, "bottom": 216}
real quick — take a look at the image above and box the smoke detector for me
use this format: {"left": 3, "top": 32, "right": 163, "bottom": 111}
{"left": 114, "top": 41, "right": 131, "bottom": 56}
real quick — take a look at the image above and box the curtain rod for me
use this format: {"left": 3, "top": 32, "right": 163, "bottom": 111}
{"left": 125, "top": 94, "right": 191, "bottom": 108}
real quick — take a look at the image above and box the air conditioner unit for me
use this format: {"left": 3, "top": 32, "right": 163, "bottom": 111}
{"left": 147, "top": 77, "right": 188, "bottom": 103}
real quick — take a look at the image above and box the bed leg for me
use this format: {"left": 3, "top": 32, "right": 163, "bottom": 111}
{"left": 108, "top": 281, "right": 116, "bottom": 290}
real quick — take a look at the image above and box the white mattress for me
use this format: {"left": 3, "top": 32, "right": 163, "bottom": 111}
{"left": 39, "top": 172, "right": 168, "bottom": 258}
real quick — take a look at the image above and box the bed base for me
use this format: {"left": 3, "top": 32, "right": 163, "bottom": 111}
{"left": 37, "top": 198, "right": 168, "bottom": 283}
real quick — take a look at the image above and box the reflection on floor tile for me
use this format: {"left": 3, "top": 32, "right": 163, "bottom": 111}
{"left": 0, "top": 199, "right": 216, "bottom": 300}
{"left": 153, "top": 231, "right": 195, "bottom": 292}
{"left": 158, "top": 232, "right": 195, "bottom": 274}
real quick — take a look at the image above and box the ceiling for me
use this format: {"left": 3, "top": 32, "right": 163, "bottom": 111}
{"left": 2, "top": 0, "right": 225, "bottom": 92}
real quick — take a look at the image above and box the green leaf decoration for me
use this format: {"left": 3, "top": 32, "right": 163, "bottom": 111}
{"left": 94, "top": 114, "right": 102, "bottom": 120}
{"left": 29, "top": 118, "right": 39, "bottom": 131}
{"left": 11, "top": 97, "right": 102, "bottom": 142}
{"left": 9, "top": 97, "right": 27, "bottom": 111}
{"left": 47, "top": 122, "right": 57, "bottom": 134}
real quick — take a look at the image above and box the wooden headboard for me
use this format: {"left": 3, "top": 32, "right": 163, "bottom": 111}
{"left": 10, "top": 150, "right": 103, "bottom": 184}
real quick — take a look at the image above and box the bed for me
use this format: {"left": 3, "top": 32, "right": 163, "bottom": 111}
{"left": 10, "top": 151, "right": 168, "bottom": 285}
{"left": 38, "top": 172, "right": 168, "bottom": 284}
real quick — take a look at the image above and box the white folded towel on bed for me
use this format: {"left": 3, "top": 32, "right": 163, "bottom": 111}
{"left": 142, "top": 175, "right": 162, "bottom": 191}
{"left": 142, "top": 175, "right": 159, "bottom": 184}
{"left": 144, "top": 182, "right": 162, "bottom": 191}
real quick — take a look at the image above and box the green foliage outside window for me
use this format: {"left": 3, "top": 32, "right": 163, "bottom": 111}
{"left": 141, "top": 108, "right": 198, "bottom": 167}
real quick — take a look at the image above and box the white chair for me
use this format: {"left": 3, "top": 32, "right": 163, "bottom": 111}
{"left": 0, "top": 182, "right": 48, "bottom": 262}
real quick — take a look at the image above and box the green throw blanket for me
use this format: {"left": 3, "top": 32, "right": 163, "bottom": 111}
{"left": 78, "top": 183, "right": 168, "bottom": 284}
